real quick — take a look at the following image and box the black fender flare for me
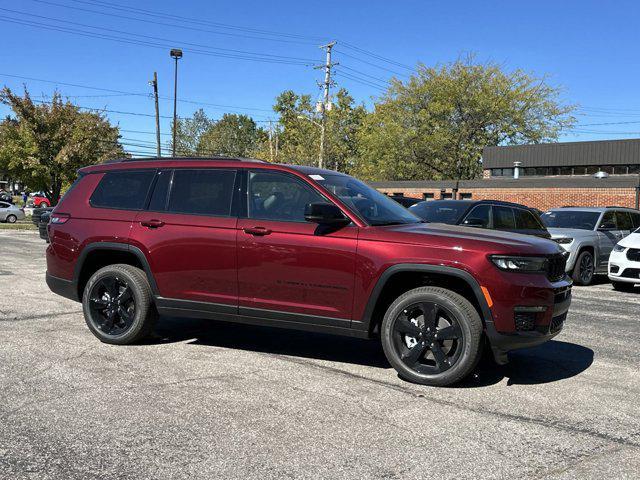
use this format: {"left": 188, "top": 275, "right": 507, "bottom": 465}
{"left": 74, "top": 242, "right": 160, "bottom": 296}
{"left": 357, "top": 263, "right": 494, "bottom": 333}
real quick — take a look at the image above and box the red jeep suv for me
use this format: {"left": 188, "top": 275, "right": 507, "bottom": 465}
{"left": 46, "top": 158, "right": 572, "bottom": 386}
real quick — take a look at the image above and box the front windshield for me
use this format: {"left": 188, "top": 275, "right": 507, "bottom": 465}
{"left": 409, "top": 202, "right": 469, "bottom": 224}
{"left": 311, "top": 174, "right": 421, "bottom": 226}
{"left": 540, "top": 210, "right": 600, "bottom": 230}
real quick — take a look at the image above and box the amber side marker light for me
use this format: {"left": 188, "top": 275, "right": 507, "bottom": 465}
{"left": 481, "top": 286, "right": 493, "bottom": 308}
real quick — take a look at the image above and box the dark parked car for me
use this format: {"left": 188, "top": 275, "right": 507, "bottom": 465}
{"left": 388, "top": 195, "right": 423, "bottom": 208}
{"left": 39, "top": 209, "right": 52, "bottom": 241}
{"left": 409, "top": 200, "right": 551, "bottom": 239}
{"left": 46, "top": 157, "right": 571, "bottom": 386}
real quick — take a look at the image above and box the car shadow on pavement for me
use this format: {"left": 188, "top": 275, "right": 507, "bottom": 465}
{"left": 146, "top": 317, "right": 594, "bottom": 386}
{"left": 147, "top": 315, "right": 390, "bottom": 368}
{"left": 457, "top": 340, "right": 595, "bottom": 388}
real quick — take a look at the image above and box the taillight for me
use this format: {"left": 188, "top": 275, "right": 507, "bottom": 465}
{"left": 50, "top": 213, "right": 70, "bottom": 224}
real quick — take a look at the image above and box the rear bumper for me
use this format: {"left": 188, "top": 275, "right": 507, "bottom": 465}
{"left": 46, "top": 272, "right": 79, "bottom": 302}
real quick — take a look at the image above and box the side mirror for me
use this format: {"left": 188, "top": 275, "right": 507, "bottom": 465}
{"left": 463, "top": 218, "right": 486, "bottom": 228}
{"left": 598, "top": 222, "right": 616, "bottom": 230}
{"left": 304, "top": 202, "right": 350, "bottom": 226}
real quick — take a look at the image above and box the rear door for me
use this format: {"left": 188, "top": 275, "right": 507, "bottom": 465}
{"left": 492, "top": 205, "right": 517, "bottom": 233}
{"left": 236, "top": 169, "right": 357, "bottom": 323}
{"left": 129, "top": 168, "right": 240, "bottom": 309}
{"left": 514, "top": 207, "right": 551, "bottom": 238}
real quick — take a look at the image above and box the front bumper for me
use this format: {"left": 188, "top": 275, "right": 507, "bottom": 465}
{"left": 608, "top": 249, "right": 640, "bottom": 284}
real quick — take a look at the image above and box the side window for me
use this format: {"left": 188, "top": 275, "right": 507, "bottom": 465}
{"left": 148, "top": 170, "right": 172, "bottom": 212}
{"left": 0, "top": 202, "right": 9, "bottom": 209}
{"left": 631, "top": 212, "right": 640, "bottom": 229}
{"left": 599, "top": 211, "right": 617, "bottom": 229}
{"left": 461, "top": 204, "right": 490, "bottom": 228}
{"left": 515, "top": 208, "right": 542, "bottom": 230}
{"left": 248, "top": 171, "right": 325, "bottom": 222}
{"left": 90, "top": 170, "right": 155, "bottom": 210}
{"left": 493, "top": 206, "right": 516, "bottom": 230}
{"left": 614, "top": 211, "right": 633, "bottom": 231}
{"left": 167, "top": 169, "right": 236, "bottom": 217}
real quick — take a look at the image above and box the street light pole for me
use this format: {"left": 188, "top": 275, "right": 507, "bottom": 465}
{"left": 170, "top": 48, "right": 183, "bottom": 157}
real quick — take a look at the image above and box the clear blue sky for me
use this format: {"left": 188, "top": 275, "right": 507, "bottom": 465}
{"left": 1, "top": 0, "right": 640, "bottom": 156}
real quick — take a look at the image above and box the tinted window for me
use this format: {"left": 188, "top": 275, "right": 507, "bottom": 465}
{"left": 312, "top": 174, "right": 420, "bottom": 226}
{"left": 615, "top": 211, "right": 633, "bottom": 230}
{"left": 0, "top": 202, "right": 9, "bottom": 209}
{"left": 90, "top": 170, "right": 155, "bottom": 210}
{"left": 148, "top": 170, "right": 172, "bottom": 211}
{"left": 461, "top": 204, "right": 490, "bottom": 228}
{"left": 599, "top": 211, "right": 617, "bottom": 229}
{"left": 168, "top": 169, "right": 236, "bottom": 217}
{"left": 248, "top": 171, "right": 325, "bottom": 222}
{"left": 409, "top": 201, "right": 470, "bottom": 224}
{"left": 493, "top": 206, "right": 516, "bottom": 229}
{"left": 631, "top": 212, "right": 640, "bottom": 229}
{"left": 515, "top": 208, "right": 543, "bottom": 230}
{"left": 540, "top": 211, "right": 601, "bottom": 230}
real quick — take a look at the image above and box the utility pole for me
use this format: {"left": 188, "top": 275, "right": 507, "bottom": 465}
{"left": 314, "top": 41, "right": 337, "bottom": 169}
{"left": 149, "top": 72, "right": 161, "bottom": 157}
{"left": 170, "top": 48, "right": 183, "bottom": 157}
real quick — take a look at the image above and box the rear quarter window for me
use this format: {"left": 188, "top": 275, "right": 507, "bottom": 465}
{"left": 90, "top": 170, "right": 155, "bottom": 210}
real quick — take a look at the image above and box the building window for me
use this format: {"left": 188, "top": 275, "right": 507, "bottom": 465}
{"left": 585, "top": 165, "right": 599, "bottom": 175}
{"left": 441, "top": 192, "right": 452, "bottom": 199}
{"left": 559, "top": 166, "right": 572, "bottom": 175}
{"left": 392, "top": 192, "right": 404, "bottom": 197}
{"left": 422, "top": 192, "right": 434, "bottom": 200}
{"left": 600, "top": 165, "right": 614, "bottom": 174}
{"left": 459, "top": 192, "right": 472, "bottom": 199}
{"left": 613, "top": 165, "right": 629, "bottom": 174}
{"left": 629, "top": 165, "right": 640, "bottom": 174}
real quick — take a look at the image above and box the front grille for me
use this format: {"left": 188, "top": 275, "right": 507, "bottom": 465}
{"left": 549, "top": 312, "right": 566, "bottom": 333}
{"left": 626, "top": 248, "right": 640, "bottom": 262}
{"left": 547, "top": 254, "right": 567, "bottom": 282}
{"left": 620, "top": 268, "right": 640, "bottom": 279}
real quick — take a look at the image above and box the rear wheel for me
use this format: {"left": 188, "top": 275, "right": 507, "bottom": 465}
{"left": 381, "top": 286, "right": 483, "bottom": 386}
{"left": 612, "top": 281, "right": 636, "bottom": 292}
{"left": 572, "top": 250, "right": 595, "bottom": 286}
{"left": 82, "top": 264, "right": 157, "bottom": 344}
{"left": 6, "top": 214, "right": 17, "bottom": 224}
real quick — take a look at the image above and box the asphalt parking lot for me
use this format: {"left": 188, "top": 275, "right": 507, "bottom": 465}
{"left": 1, "top": 230, "right": 639, "bottom": 479}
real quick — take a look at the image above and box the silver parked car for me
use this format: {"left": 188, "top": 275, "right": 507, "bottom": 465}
{"left": 0, "top": 201, "right": 26, "bottom": 223}
{"left": 541, "top": 206, "right": 640, "bottom": 285}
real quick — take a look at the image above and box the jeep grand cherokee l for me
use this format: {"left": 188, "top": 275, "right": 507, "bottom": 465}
{"left": 46, "top": 158, "right": 572, "bottom": 386}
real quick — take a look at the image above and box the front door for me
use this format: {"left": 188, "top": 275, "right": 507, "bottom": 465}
{"left": 596, "top": 211, "right": 619, "bottom": 268}
{"left": 237, "top": 170, "right": 357, "bottom": 324}
{"left": 129, "top": 168, "right": 239, "bottom": 309}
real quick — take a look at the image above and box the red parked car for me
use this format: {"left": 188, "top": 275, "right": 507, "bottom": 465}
{"left": 46, "top": 158, "right": 572, "bottom": 386}
{"left": 31, "top": 192, "right": 51, "bottom": 208}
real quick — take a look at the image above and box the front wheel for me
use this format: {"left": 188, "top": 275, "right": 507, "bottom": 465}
{"left": 82, "top": 264, "right": 157, "bottom": 344}
{"left": 572, "top": 250, "right": 595, "bottom": 286}
{"left": 6, "top": 214, "right": 17, "bottom": 224}
{"left": 381, "top": 286, "right": 483, "bottom": 386}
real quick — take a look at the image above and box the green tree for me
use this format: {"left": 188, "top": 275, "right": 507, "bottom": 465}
{"left": 0, "top": 87, "right": 126, "bottom": 205}
{"left": 198, "top": 113, "right": 266, "bottom": 158}
{"left": 171, "top": 108, "right": 212, "bottom": 156}
{"left": 355, "top": 57, "right": 576, "bottom": 181}
{"left": 273, "top": 88, "right": 366, "bottom": 171}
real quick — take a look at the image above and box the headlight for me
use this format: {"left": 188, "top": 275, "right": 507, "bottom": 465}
{"left": 613, "top": 244, "right": 626, "bottom": 253}
{"left": 489, "top": 255, "right": 548, "bottom": 273}
{"left": 554, "top": 237, "right": 573, "bottom": 244}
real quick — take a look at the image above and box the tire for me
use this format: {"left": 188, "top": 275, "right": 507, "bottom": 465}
{"left": 381, "top": 286, "right": 483, "bottom": 387}
{"left": 82, "top": 264, "right": 157, "bottom": 345}
{"left": 612, "top": 281, "right": 636, "bottom": 292}
{"left": 6, "top": 214, "right": 17, "bottom": 224}
{"left": 572, "top": 250, "right": 595, "bottom": 286}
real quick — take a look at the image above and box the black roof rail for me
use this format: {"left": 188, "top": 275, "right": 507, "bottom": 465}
{"left": 605, "top": 205, "right": 635, "bottom": 209}
{"left": 108, "top": 156, "right": 267, "bottom": 164}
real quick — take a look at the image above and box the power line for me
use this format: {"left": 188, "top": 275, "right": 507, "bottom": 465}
{"left": 333, "top": 48, "right": 409, "bottom": 78}
{"left": 0, "top": 8, "right": 317, "bottom": 64}
{"left": 31, "top": 0, "right": 321, "bottom": 46}
{"left": 340, "top": 42, "right": 414, "bottom": 71}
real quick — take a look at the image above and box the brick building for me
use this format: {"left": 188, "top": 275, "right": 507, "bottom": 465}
{"left": 373, "top": 139, "right": 640, "bottom": 210}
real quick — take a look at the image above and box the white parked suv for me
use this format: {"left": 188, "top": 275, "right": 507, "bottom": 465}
{"left": 608, "top": 227, "right": 640, "bottom": 291}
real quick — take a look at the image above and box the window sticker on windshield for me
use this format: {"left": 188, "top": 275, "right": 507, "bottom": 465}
{"left": 309, "top": 174, "right": 325, "bottom": 181}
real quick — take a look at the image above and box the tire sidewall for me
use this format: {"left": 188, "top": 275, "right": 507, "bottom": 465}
{"left": 381, "top": 288, "right": 481, "bottom": 386}
{"left": 573, "top": 251, "right": 594, "bottom": 285}
{"left": 82, "top": 266, "right": 150, "bottom": 344}
{"left": 6, "top": 215, "right": 16, "bottom": 224}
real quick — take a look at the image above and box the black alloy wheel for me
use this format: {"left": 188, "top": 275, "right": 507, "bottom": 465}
{"left": 88, "top": 276, "right": 136, "bottom": 336}
{"left": 392, "top": 302, "right": 463, "bottom": 375}
{"left": 572, "top": 251, "right": 594, "bottom": 285}
{"left": 381, "top": 286, "right": 483, "bottom": 386}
